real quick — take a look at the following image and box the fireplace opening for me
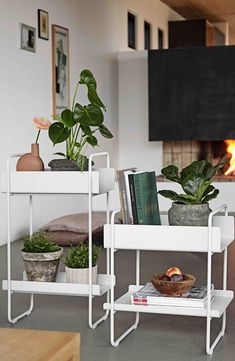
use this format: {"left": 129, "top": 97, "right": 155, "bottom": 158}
{"left": 162, "top": 140, "right": 233, "bottom": 177}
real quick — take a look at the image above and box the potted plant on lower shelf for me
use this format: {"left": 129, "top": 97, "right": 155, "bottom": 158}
{"left": 158, "top": 160, "right": 224, "bottom": 226}
{"left": 21, "top": 232, "right": 63, "bottom": 282}
{"left": 64, "top": 243, "right": 100, "bottom": 284}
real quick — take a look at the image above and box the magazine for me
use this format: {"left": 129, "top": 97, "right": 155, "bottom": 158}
{"left": 131, "top": 283, "right": 215, "bottom": 308}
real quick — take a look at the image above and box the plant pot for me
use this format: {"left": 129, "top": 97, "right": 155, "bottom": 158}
{"left": 21, "top": 248, "right": 63, "bottom": 282}
{"left": 168, "top": 202, "right": 211, "bottom": 226}
{"left": 48, "top": 159, "right": 88, "bottom": 171}
{"left": 65, "top": 265, "right": 98, "bottom": 284}
{"left": 16, "top": 144, "right": 44, "bottom": 171}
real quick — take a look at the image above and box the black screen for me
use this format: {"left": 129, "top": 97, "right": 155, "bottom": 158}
{"left": 148, "top": 46, "right": 235, "bottom": 141}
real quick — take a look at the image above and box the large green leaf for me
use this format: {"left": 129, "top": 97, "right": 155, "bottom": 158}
{"left": 158, "top": 190, "right": 184, "bottom": 202}
{"left": 76, "top": 154, "right": 88, "bottom": 171}
{"left": 202, "top": 188, "right": 219, "bottom": 203}
{"left": 80, "top": 124, "right": 92, "bottom": 136}
{"left": 87, "top": 85, "right": 106, "bottom": 110}
{"left": 79, "top": 69, "right": 97, "bottom": 89}
{"left": 49, "top": 122, "right": 70, "bottom": 145}
{"left": 196, "top": 180, "right": 212, "bottom": 200}
{"left": 73, "top": 103, "right": 103, "bottom": 126}
{"left": 161, "top": 165, "right": 180, "bottom": 183}
{"left": 176, "top": 194, "right": 200, "bottom": 204}
{"left": 180, "top": 160, "right": 206, "bottom": 182}
{"left": 204, "top": 160, "right": 225, "bottom": 180}
{"left": 99, "top": 124, "right": 113, "bottom": 138}
{"left": 86, "top": 135, "right": 98, "bottom": 147}
{"left": 61, "top": 109, "right": 76, "bottom": 128}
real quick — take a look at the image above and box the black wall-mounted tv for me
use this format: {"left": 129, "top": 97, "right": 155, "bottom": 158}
{"left": 148, "top": 46, "right": 235, "bottom": 141}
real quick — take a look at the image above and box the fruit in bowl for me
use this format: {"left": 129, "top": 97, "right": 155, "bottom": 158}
{"left": 151, "top": 266, "right": 195, "bottom": 296}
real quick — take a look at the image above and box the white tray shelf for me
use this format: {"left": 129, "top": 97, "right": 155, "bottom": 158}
{"left": 2, "top": 273, "right": 115, "bottom": 297}
{"left": 3, "top": 152, "right": 113, "bottom": 329}
{"left": 104, "top": 285, "right": 234, "bottom": 318}
{"left": 104, "top": 215, "right": 234, "bottom": 253}
{"left": 1, "top": 168, "right": 115, "bottom": 195}
{"left": 105, "top": 206, "right": 235, "bottom": 353}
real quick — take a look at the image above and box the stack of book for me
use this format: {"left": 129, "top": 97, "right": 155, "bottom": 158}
{"left": 131, "top": 283, "right": 215, "bottom": 308}
{"left": 117, "top": 168, "right": 161, "bottom": 225}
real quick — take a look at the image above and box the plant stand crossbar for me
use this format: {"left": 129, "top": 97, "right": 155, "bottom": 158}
{"left": 104, "top": 205, "right": 234, "bottom": 354}
{"left": 4, "top": 152, "right": 113, "bottom": 329}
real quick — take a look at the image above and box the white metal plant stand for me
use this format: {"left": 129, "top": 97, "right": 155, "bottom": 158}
{"left": 2, "top": 152, "right": 115, "bottom": 329}
{"left": 103, "top": 205, "right": 234, "bottom": 354}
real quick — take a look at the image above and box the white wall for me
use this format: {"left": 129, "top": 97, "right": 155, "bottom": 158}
{"left": 0, "top": 0, "right": 181, "bottom": 245}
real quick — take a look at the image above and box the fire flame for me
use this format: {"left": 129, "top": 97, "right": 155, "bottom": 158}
{"left": 224, "top": 140, "right": 235, "bottom": 176}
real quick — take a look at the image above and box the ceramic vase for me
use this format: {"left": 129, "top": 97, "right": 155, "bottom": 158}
{"left": 16, "top": 144, "right": 44, "bottom": 171}
{"left": 65, "top": 265, "right": 98, "bottom": 284}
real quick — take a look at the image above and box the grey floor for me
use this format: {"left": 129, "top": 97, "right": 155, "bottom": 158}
{"left": 0, "top": 240, "right": 235, "bottom": 361}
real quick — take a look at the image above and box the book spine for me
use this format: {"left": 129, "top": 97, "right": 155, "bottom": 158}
{"left": 116, "top": 171, "right": 128, "bottom": 224}
{"left": 124, "top": 172, "right": 134, "bottom": 224}
{"left": 128, "top": 174, "right": 138, "bottom": 224}
{"left": 133, "top": 174, "right": 144, "bottom": 224}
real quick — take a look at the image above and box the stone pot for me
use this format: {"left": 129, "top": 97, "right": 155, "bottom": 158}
{"left": 168, "top": 202, "right": 211, "bottom": 226}
{"left": 48, "top": 159, "right": 88, "bottom": 171}
{"left": 16, "top": 144, "right": 44, "bottom": 171}
{"left": 21, "top": 248, "right": 63, "bottom": 282}
{"left": 65, "top": 264, "right": 98, "bottom": 284}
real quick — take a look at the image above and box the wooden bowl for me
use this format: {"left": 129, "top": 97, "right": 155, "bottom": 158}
{"left": 151, "top": 273, "right": 196, "bottom": 296}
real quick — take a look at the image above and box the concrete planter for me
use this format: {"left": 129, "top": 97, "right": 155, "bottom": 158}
{"left": 65, "top": 265, "right": 98, "bottom": 284}
{"left": 22, "top": 248, "right": 63, "bottom": 282}
{"left": 168, "top": 202, "right": 211, "bottom": 226}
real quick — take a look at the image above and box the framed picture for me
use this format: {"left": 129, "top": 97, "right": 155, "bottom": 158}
{"left": 38, "top": 9, "right": 49, "bottom": 40}
{"left": 52, "top": 24, "right": 70, "bottom": 115}
{"left": 20, "top": 23, "right": 36, "bottom": 52}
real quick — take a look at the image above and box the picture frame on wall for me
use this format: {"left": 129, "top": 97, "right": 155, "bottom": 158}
{"left": 52, "top": 24, "right": 70, "bottom": 115}
{"left": 38, "top": 9, "right": 49, "bottom": 40}
{"left": 20, "top": 23, "right": 36, "bottom": 52}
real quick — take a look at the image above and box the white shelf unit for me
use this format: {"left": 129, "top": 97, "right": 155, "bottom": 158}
{"left": 1, "top": 152, "right": 115, "bottom": 329}
{"left": 103, "top": 206, "right": 234, "bottom": 355}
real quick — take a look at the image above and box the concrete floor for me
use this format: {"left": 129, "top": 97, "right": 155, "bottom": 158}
{"left": 0, "top": 239, "right": 235, "bottom": 361}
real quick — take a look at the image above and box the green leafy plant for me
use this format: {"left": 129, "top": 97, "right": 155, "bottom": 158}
{"left": 158, "top": 160, "right": 224, "bottom": 205}
{"left": 22, "top": 232, "right": 61, "bottom": 253}
{"left": 49, "top": 69, "right": 113, "bottom": 170}
{"left": 64, "top": 243, "right": 100, "bottom": 269}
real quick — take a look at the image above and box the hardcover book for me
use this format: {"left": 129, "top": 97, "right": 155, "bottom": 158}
{"left": 131, "top": 283, "right": 215, "bottom": 308}
{"left": 116, "top": 168, "right": 137, "bottom": 224}
{"left": 128, "top": 171, "right": 161, "bottom": 225}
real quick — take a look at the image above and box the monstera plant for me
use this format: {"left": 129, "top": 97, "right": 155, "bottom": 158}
{"left": 48, "top": 69, "right": 113, "bottom": 171}
{"left": 158, "top": 160, "right": 224, "bottom": 226}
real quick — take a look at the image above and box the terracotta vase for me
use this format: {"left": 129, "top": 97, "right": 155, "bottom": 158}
{"left": 16, "top": 144, "right": 44, "bottom": 171}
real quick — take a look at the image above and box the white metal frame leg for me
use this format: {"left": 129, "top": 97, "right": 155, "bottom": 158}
{"left": 88, "top": 152, "right": 110, "bottom": 329}
{"left": 110, "top": 211, "right": 139, "bottom": 346}
{"left": 206, "top": 204, "right": 228, "bottom": 355}
{"left": 7, "top": 154, "right": 34, "bottom": 324}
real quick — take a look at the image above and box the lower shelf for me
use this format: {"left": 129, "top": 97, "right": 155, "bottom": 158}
{"left": 103, "top": 285, "right": 234, "bottom": 318}
{"left": 2, "top": 272, "right": 115, "bottom": 297}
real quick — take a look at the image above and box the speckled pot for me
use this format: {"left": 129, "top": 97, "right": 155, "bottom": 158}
{"left": 168, "top": 202, "right": 211, "bottom": 226}
{"left": 21, "top": 248, "right": 63, "bottom": 282}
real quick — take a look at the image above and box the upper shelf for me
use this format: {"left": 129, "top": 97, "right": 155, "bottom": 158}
{"left": 104, "top": 215, "right": 234, "bottom": 253}
{"left": 1, "top": 168, "right": 115, "bottom": 195}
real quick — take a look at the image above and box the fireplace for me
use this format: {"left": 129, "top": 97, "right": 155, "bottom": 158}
{"left": 162, "top": 140, "right": 232, "bottom": 176}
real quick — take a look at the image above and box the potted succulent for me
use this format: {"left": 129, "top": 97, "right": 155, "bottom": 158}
{"left": 21, "top": 231, "right": 63, "bottom": 282}
{"left": 158, "top": 160, "right": 224, "bottom": 226}
{"left": 48, "top": 69, "right": 113, "bottom": 171}
{"left": 64, "top": 243, "right": 100, "bottom": 284}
